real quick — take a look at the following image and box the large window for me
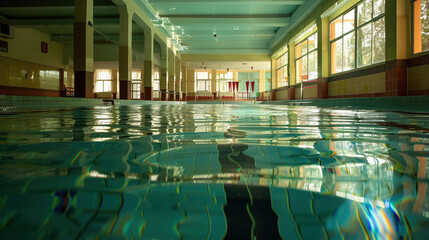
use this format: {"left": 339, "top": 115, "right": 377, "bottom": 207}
{"left": 195, "top": 71, "right": 212, "bottom": 91}
{"left": 217, "top": 71, "right": 233, "bottom": 92}
{"left": 238, "top": 72, "right": 259, "bottom": 92}
{"left": 95, "top": 69, "right": 112, "bottom": 92}
{"left": 330, "top": 0, "right": 385, "bottom": 74}
{"left": 131, "top": 71, "right": 141, "bottom": 99}
{"left": 276, "top": 51, "right": 288, "bottom": 87}
{"left": 414, "top": 0, "right": 429, "bottom": 53}
{"left": 296, "top": 33, "right": 318, "bottom": 83}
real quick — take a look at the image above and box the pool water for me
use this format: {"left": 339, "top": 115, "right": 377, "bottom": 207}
{"left": 0, "top": 104, "right": 429, "bottom": 239}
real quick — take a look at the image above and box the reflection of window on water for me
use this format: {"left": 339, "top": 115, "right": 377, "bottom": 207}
{"left": 95, "top": 69, "right": 112, "bottom": 93}
{"left": 303, "top": 165, "right": 323, "bottom": 179}
{"left": 414, "top": 0, "right": 429, "bottom": 53}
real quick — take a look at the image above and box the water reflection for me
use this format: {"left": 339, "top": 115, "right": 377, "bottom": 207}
{"left": 0, "top": 104, "right": 428, "bottom": 239}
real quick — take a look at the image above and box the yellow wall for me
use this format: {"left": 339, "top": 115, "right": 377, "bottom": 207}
{"left": 0, "top": 56, "right": 61, "bottom": 90}
{"left": 0, "top": 28, "right": 64, "bottom": 69}
{"left": 408, "top": 65, "right": 429, "bottom": 92}
{"left": 259, "top": 70, "right": 266, "bottom": 92}
{"left": 329, "top": 72, "right": 386, "bottom": 97}
{"left": 0, "top": 28, "right": 65, "bottom": 92}
{"left": 294, "top": 84, "right": 318, "bottom": 99}
{"left": 305, "top": 84, "right": 318, "bottom": 99}
{"left": 64, "top": 67, "right": 74, "bottom": 88}
{"left": 276, "top": 88, "right": 289, "bottom": 100}
{"left": 186, "top": 69, "right": 195, "bottom": 94}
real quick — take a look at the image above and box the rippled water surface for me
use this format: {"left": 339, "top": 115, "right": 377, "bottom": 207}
{"left": 1, "top": 104, "right": 429, "bottom": 239}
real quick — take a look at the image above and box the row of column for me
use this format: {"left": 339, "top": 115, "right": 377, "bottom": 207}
{"left": 73, "top": 0, "right": 183, "bottom": 100}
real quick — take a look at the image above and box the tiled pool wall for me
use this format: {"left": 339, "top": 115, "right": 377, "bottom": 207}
{"left": 0, "top": 95, "right": 184, "bottom": 108}
{"left": 1, "top": 94, "right": 429, "bottom": 109}
{"left": 264, "top": 95, "right": 429, "bottom": 110}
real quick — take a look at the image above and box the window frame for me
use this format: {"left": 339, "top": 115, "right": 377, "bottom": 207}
{"left": 131, "top": 70, "right": 141, "bottom": 99}
{"left": 131, "top": 81, "right": 141, "bottom": 99}
{"left": 195, "top": 71, "right": 212, "bottom": 92}
{"left": 412, "top": 0, "right": 429, "bottom": 55}
{"left": 152, "top": 70, "right": 160, "bottom": 99}
{"left": 276, "top": 51, "right": 289, "bottom": 87}
{"left": 295, "top": 32, "right": 318, "bottom": 83}
{"left": 217, "top": 71, "right": 233, "bottom": 92}
{"left": 153, "top": 71, "right": 160, "bottom": 91}
{"left": 329, "top": 0, "right": 386, "bottom": 75}
{"left": 95, "top": 69, "right": 112, "bottom": 93}
{"left": 95, "top": 80, "right": 112, "bottom": 93}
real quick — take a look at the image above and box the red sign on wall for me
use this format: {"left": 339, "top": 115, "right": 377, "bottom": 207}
{"left": 41, "top": 42, "right": 48, "bottom": 53}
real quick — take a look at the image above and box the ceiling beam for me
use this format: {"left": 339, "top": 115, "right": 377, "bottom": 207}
{"left": 270, "top": 0, "right": 324, "bottom": 49}
{"left": 178, "top": 29, "right": 276, "bottom": 35}
{"left": 181, "top": 54, "right": 271, "bottom": 61}
{"left": 179, "top": 35, "right": 275, "bottom": 41}
{"left": 182, "top": 39, "right": 271, "bottom": 45}
{"left": 181, "top": 49, "right": 272, "bottom": 54}
{"left": 179, "top": 35, "right": 276, "bottom": 40}
{"left": 172, "top": 25, "right": 278, "bottom": 31}
{"left": 9, "top": 17, "right": 120, "bottom": 25}
{"left": 181, "top": 42, "right": 270, "bottom": 48}
{"left": 51, "top": 34, "right": 146, "bottom": 42}
{"left": 168, "top": 17, "right": 290, "bottom": 26}
{"left": 160, "top": 14, "right": 290, "bottom": 18}
{"left": 0, "top": 0, "right": 114, "bottom": 7}
{"left": 149, "top": 0, "right": 304, "bottom": 4}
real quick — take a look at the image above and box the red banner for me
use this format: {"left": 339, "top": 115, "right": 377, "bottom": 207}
{"left": 251, "top": 81, "right": 255, "bottom": 92}
{"left": 235, "top": 82, "right": 239, "bottom": 92}
{"left": 228, "top": 82, "right": 232, "bottom": 92}
{"left": 246, "top": 81, "right": 249, "bottom": 93}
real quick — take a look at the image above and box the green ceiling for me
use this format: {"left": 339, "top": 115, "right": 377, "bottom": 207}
{"left": 147, "top": 0, "right": 320, "bottom": 54}
{"left": 0, "top": 0, "right": 324, "bottom": 56}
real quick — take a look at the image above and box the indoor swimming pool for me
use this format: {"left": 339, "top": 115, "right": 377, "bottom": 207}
{"left": 0, "top": 103, "right": 428, "bottom": 239}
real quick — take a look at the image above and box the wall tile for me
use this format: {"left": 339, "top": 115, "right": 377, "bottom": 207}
{"left": 0, "top": 56, "right": 60, "bottom": 92}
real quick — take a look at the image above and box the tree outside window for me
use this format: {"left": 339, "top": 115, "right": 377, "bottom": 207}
{"left": 296, "top": 33, "right": 318, "bottom": 83}
{"left": 330, "top": 0, "right": 385, "bottom": 74}
{"left": 276, "top": 51, "right": 289, "bottom": 87}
